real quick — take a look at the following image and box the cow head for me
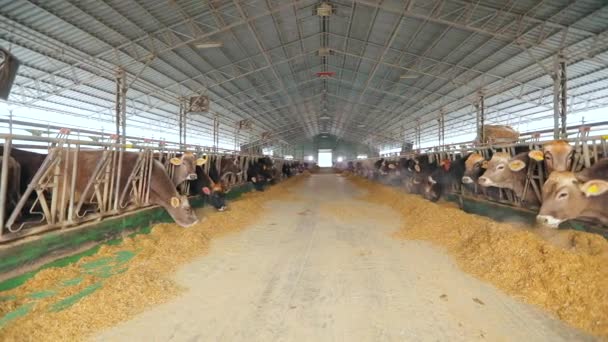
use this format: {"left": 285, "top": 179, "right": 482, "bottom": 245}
{"left": 219, "top": 156, "right": 242, "bottom": 185}
{"left": 423, "top": 176, "right": 440, "bottom": 202}
{"left": 164, "top": 195, "right": 199, "bottom": 227}
{"left": 440, "top": 159, "right": 451, "bottom": 172}
{"left": 528, "top": 140, "right": 573, "bottom": 174}
{"left": 478, "top": 152, "right": 528, "bottom": 189}
{"left": 536, "top": 172, "right": 598, "bottom": 227}
{"left": 462, "top": 153, "right": 486, "bottom": 184}
{"left": 170, "top": 152, "right": 207, "bottom": 185}
{"left": 202, "top": 180, "right": 227, "bottom": 211}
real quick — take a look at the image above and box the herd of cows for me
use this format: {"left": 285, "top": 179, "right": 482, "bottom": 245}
{"left": 0, "top": 146, "right": 308, "bottom": 234}
{"left": 338, "top": 139, "right": 608, "bottom": 229}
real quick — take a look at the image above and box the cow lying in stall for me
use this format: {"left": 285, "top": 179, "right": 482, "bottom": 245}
{"left": 536, "top": 158, "right": 608, "bottom": 228}
{"left": 477, "top": 124, "right": 520, "bottom": 144}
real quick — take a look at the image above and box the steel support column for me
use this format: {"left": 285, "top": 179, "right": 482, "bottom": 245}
{"left": 179, "top": 99, "right": 187, "bottom": 149}
{"left": 113, "top": 68, "right": 127, "bottom": 212}
{"left": 114, "top": 69, "right": 128, "bottom": 141}
{"left": 476, "top": 94, "right": 485, "bottom": 144}
{"left": 438, "top": 110, "right": 445, "bottom": 147}
{"left": 553, "top": 55, "right": 568, "bottom": 139}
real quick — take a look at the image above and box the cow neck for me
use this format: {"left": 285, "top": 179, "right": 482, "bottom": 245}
{"left": 509, "top": 171, "right": 538, "bottom": 204}
{"left": 578, "top": 195, "right": 608, "bottom": 225}
{"left": 149, "top": 159, "right": 179, "bottom": 203}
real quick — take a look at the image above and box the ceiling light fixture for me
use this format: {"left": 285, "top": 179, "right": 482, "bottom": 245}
{"left": 195, "top": 41, "right": 223, "bottom": 49}
{"left": 316, "top": 2, "right": 334, "bottom": 16}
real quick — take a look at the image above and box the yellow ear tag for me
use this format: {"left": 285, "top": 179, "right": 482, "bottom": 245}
{"left": 170, "top": 157, "right": 182, "bottom": 166}
{"left": 170, "top": 197, "right": 180, "bottom": 208}
{"left": 528, "top": 150, "right": 544, "bottom": 161}
{"left": 196, "top": 158, "right": 207, "bottom": 166}
{"left": 587, "top": 184, "right": 599, "bottom": 194}
{"left": 508, "top": 160, "right": 526, "bottom": 171}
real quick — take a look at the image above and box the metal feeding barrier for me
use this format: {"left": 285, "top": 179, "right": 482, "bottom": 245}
{"left": 348, "top": 122, "right": 608, "bottom": 211}
{"left": 0, "top": 120, "right": 297, "bottom": 243}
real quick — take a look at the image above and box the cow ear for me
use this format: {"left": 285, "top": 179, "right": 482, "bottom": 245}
{"left": 170, "top": 196, "right": 180, "bottom": 208}
{"left": 481, "top": 160, "right": 488, "bottom": 169}
{"left": 508, "top": 160, "right": 526, "bottom": 172}
{"left": 196, "top": 157, "right": 207, "bottom": 166}
{"left": 170, "top": 157, "right": 182, "bottom": 166}
{"left": 202, "top": 187, "right": 211, "bottom": 195}
{"left": 528, "top": 150, "right": 544, "bottom": 161}
{"left": 580, "top": 180, "right": 608, "bottom": 197}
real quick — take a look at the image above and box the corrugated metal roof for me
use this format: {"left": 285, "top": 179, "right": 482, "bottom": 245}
{"left": 1, "top": 0, "right": 607, "bottom": 149}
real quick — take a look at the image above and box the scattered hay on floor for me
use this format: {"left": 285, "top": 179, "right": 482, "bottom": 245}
{"left": 348, "top": 176, "right": 608, "bottom": 339}
{"left": 319, "top": 200, "right": 394, "bottom": 225}
{"left": 0, "top": 175, "right": 306, "bottom": 342}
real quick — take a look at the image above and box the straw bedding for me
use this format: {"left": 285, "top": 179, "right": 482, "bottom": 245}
{"left": 348, "top": 176, "right": 608, "bottom": 338}
{"left": 0, "top": 175, "right": 307, "bottom": 341}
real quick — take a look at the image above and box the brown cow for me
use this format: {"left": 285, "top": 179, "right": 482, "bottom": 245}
{"left": 528, "top": 140, "right": 573, "bottom": 174}
{"left": 478, "top": 152, "right": 539, "bottom": 205}
{"left": 536, "top": 159, "right": 608, "bottom": 227}
{"left": 478, "top": 125, "right": 519, "bottom": 144}
{"left": 167, "top": 152, "right": 207, "bottom": 186}
{"left": 58, "top": 150, "right": 199, "bottom": 227}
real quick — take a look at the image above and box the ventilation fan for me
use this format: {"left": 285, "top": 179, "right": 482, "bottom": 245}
{"left": 0, "top": 48, "right": 20, "bottom": 100}
{"left": 188, "top": 95, "right": 209, "bottom": 112}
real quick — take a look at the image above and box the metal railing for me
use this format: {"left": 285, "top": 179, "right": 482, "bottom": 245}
{"left": 0, "top": 121, "right": 299, "bottom": 243}
{"left": 348, "top": 123, "right": 608, "bottom": 211}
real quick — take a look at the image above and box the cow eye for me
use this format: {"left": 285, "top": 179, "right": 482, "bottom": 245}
{"left": 496, "top": 165, "right": 505, "bottom": 170}
{"left": 557, "top": 192, "right": 568, "bottom": 200}
{"left": 545, "top": 155, "right": 552, "bottom": 160}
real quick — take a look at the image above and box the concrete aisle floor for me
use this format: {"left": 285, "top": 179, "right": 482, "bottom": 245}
{"left": 95, "top": 174, "right": 590, "bottom": 342}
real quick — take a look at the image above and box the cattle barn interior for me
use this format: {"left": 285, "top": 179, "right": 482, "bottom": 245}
{"left": 1, "top": 0, "right": 608, "bottom": 340}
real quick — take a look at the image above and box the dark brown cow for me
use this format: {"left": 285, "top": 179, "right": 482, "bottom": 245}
{"left": 528, "top": 140, "right": 573, "bottom": 174}
{"left": 537, "top": 159, "right": 608, "bottom": 227}
{"left": 58, "top": 150, "right": 199, "bottom": 227}
{"left": 478, "top": 152, "right": 539, "bottom": 205}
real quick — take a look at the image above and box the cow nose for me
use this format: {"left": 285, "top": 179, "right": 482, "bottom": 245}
{"left": 187, "top": 174, "right": 197, "bottom": 180}
{"left": 478, "top": 177, "right": 488, "bottom": 185}
{"left": 462, "top": 176, "right": 472, "bottom": 184}
{"left": 536, "top": 216, "right": 548, "bottom": 224}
